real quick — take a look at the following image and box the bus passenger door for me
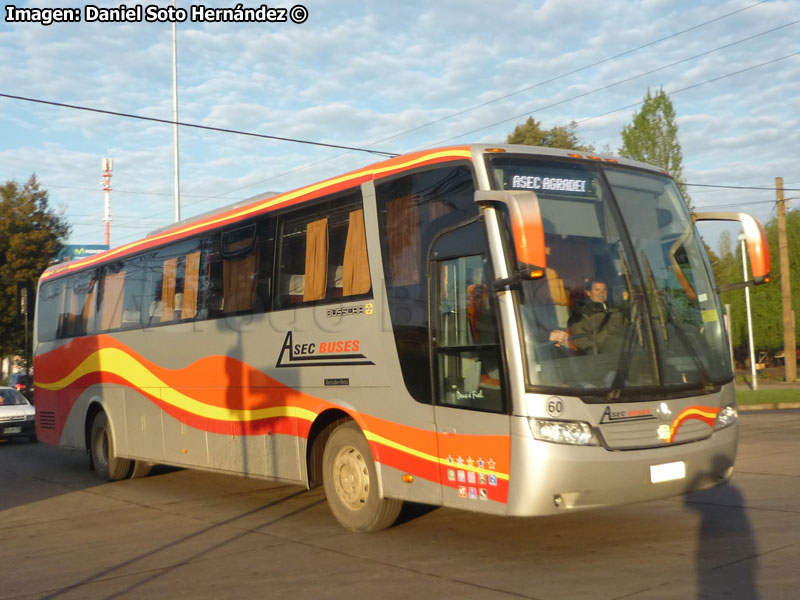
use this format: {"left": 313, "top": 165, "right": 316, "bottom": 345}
{"left": 430, "top": 223, "right": 512, "bottom": 513}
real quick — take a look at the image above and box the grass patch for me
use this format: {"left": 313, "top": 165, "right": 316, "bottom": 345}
{"left": 736, "top": 388, "right": 800, "bottom": 405}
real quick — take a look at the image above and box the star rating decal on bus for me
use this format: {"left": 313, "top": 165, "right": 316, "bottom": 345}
{"left": 444, "top": 454, "right": 500, "bottom": 502}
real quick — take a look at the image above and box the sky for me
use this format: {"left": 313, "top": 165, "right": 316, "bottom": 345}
{"left": 1, "top": 0, "right": 799, "bottom": 254}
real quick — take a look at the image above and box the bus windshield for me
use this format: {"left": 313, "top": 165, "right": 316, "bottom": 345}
{"left": 488, "top": 155, "right": 730, "bottom": 397}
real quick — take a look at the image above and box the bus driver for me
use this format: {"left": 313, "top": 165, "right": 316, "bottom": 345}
{"left": 570, "top": 279, "right": 625, "bottom": 355}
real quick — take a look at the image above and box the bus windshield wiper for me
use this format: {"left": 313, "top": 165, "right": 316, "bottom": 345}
{"left": 642, "top": 253, "right": 669, "bottom": 342}
{"left": 607, "top": 247, "right": 653, "bottom": 400}
{"left": 640, "top": 252, "right": 713, "bottom": 390}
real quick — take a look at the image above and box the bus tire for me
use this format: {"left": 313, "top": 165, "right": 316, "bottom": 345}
{"left": 90, "top": 412, "right": 131, "bottom": 481}
{"left": 129, "top": 460, "right": 152, "bottom": 479}
{"left": 322, "top": 421, "right": 402, "bottom": 532}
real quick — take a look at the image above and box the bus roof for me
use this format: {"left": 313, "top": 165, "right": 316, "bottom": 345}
{"left": 40, "top": 144, "right": 669, "bottom": 283}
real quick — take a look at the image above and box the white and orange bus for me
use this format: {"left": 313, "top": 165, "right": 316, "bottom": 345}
{"left": 33, "top": 144, "right": 770, "bottom": 531}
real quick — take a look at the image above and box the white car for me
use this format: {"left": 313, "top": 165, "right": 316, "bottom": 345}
{"left": 0, "top": 387, "right": 36, "bottom": 442}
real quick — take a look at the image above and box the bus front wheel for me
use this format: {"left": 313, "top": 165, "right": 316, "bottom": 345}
{"left": 322, "top": 421, "right": 402, "bottom": 532}
{"left": 90, "top": 412, "right": 131, "bottom": 481}
{"left": 129, "top": 460, "right": 152, "bottom": 478}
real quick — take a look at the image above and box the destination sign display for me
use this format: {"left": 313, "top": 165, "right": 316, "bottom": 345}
{"left": 510, "top": 175, "right": 588, "bottom": 193}
{"left": 496, "top": 161, "right": 596, "bottom": 197}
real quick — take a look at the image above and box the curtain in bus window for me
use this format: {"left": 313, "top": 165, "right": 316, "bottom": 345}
{"left": 63, "top": 284, "right": 80, "bottom": 337}
{"left": 81, "top": 279, "right": 97, "bottom": 335}
{"left": 342, "top": 209, "right": 370, "bottom": 296}
{"left": 161, "top": 257, "right": 178, "bottom": 321}
{"left": 223, "top": 254, "right": 259, "bottom": 312}
{"left": 60, "top": 274, "right": 95, "bottom": 337}
{"left": 386, "top": 195, "right": 419, "bottom": 285}
{"left": 429, "top": 198, "right": 451, "bottom": 221}
{"left": 100, "top": 271, "right": 126, "bottom": 331}
{"left": 182, "top": 250, "right": 201, "bottom": 319}
{"left": 56, "top": 280, "right": 70, "bottom": 338}
{"left": 303, "top": 217, "right": 328, "bottom": 302}
{"left": 546, "top": 268, "right": 568, "bottom": 306}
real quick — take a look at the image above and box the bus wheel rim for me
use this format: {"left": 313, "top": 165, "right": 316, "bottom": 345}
{"left": 333, "top": 445, "right": 369, "bottom": 510}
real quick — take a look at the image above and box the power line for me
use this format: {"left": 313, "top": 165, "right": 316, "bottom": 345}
{"left": 348, "top": 0, "right": 773, "bottom": 152}
{"left": 422, "top": 24, "right": 800, "bottom": 148}
{"left": 3, "top": 4, "right": 784, "bottom": 218}
{"left": 686, "top": 183, "right": 800, "bottom": 192}
{"left": 0, "top": 92, "right": 400, "bottom": 158}
{"left": 575, "top": 52, "right": 800, "bottom": 128}
{"left": 153, "top": 0, "right": 777, "bottom": 203}
{"left": 39, "top": 181, "right": 250, "bottom": 202}
{"left": 6, "top": 6, "right": 791, "bottom": 241}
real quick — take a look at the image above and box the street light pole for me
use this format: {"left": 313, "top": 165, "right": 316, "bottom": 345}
{"left": 172, "top": 0, "right": 181, "bottom": 223}
{"left": 740, "top": 234, "right": 758, "bottom": 390}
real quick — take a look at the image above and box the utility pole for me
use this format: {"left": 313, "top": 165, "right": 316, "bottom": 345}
{"left": 102, "top": 158, "right": 113, "bottom": 246}
{"left": 172, "top": 0, "right": 181, "bottom": 223}
{"left": 776, "top": 177, "right": 796, "bottom": 382}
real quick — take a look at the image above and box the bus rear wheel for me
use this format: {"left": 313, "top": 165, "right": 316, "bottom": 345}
{"left": 90, "top": 412, "right": 131, "bottom": 481}
{"left": 322, "top": 421, "right": 402, "bottom": 532}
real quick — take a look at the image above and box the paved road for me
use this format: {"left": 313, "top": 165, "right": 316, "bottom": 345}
{"left": 1, "top": 412, "right": 798, "bottom": 600}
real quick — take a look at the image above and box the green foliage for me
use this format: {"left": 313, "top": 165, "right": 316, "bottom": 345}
{"left": 0, "top": 175, "right": 70, "bottom": 360}
{"left": 507, "top": 117, "right": 595, "bottom": 151}
{"left": 711, "top": 210, "right": 800, "bottom": 355}
{"left": 737, "top": 389, "right": 800, "bottom": 406}
{"left": 619, "top": 88, "right": 690, "bottom": 205}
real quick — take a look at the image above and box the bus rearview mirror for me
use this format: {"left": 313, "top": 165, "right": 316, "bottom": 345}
{"left": 693, "top": 211, "right": 771, "bottom": 285}
{"left": 475, "top": 190, "right": 546, "bottom": 275}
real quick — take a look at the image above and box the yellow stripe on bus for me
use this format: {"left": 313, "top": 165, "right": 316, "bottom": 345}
{"left": 364, "top": 430, "right": 509, "bottom": 480}
{"left": 35, "top": 347, "right": 317, "bottom": 423}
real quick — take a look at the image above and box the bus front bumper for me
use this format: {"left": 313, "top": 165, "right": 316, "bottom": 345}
{"left": 505, "top": 418, "right": 737, "bottom": 517}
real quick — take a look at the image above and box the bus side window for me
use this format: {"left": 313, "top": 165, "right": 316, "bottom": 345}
{"left": 276, "top": 191, "right": 370, "bottom": 308}
{"left": 196, "top": 217, "right": 273, "bottom": 318}
{"left": 37, "top": 280, "right": 65, "bottom": 342}
{"left": 99, "top": 264, "right": 127, "bottom": 331}
{"left": 375, "top": 163, "right": 477, "bottom": 405}
{"left": 143, "top": 241, "right": 203, "bottom": 326}
{"left": 220, "top": 224, "right": 259, "bottom": 313}
{"left": 120, "top": 256, "right": 146, "bottom": 328}
{"left": 57, "top": 270, "right": 98, "bottom": 338}
{"left": 255, "top": 217, "right": 276, "bottom": 312}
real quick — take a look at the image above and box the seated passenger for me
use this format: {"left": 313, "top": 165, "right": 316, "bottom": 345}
{"left": 570, "top": 279, "right": 625, "bottom": 354}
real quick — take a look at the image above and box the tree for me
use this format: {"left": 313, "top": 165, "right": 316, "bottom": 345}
{"left": 0, "top": 175, "right": 70, "bottom": 368}
{"left": 507, "top": 117, "right": 595, "bottom": 151}
{"left": 618, "top": 88, "right": 690, "bottom": 205}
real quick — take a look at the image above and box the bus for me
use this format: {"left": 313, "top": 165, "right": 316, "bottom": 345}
{"left": 33, "top": 144, "right": 771, "bottom": 532}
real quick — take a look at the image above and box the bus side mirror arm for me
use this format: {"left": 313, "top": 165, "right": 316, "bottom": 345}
{"left": 692, "top": 211, "right": 772, "bottom": 285}
{"left": 491, "top": 270, "right": 546, "bottom": 292}
{"left": 717, "top": 280, "right": 759, "bottom": 293}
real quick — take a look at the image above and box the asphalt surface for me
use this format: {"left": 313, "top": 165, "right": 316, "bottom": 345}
{"left": 0, "top": 412, "right": 798, "bottom": 600}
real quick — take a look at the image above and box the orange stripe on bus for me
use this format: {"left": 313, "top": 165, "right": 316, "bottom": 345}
{"left": 667, "top": 406, "right": 719, "bottom": 443}
{"left": 34, "top": 333, "right": 511, "bottom": 485}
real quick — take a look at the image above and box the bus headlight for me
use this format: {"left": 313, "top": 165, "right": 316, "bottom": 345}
{"left": 714, "top": 405, "right": 738, "bottom": 430}
{"left": 529, "top": 419, "right": 599, "bottom": 446}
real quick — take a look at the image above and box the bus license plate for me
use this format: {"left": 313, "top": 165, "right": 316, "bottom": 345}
{"left": 650, "top": 461, "right": 686, "bottom": 484}
{"left": 3, "top": 426, "right": 22, "bottom": 435}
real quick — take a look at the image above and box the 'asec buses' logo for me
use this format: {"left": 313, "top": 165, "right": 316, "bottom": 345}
{"left": 276, "top": 331, "right": 374, "bottom": 368}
